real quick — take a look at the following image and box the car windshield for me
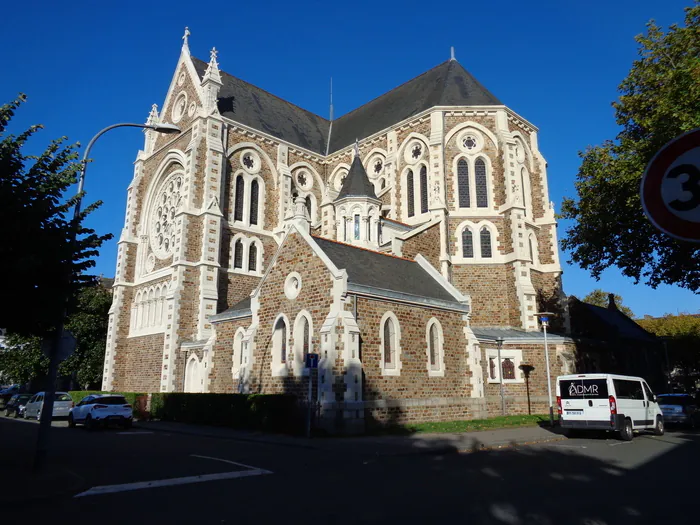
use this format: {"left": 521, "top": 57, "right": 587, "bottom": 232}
{"left": 98, "top": 396, "right": 128, "bottom": 405}
{"left": 658, "top": 396, "right": 693, "bottom": 406}
{"left": 55, "top": 394, "right": 72, "bottom": 402}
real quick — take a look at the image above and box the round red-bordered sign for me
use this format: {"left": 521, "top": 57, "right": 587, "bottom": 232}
{"left": 640, "top": 128, "right": 700, "bottom": 242}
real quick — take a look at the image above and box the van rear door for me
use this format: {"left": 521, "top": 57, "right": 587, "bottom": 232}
{"left": 559, "top": 377, "right": 610, "bottom": 426}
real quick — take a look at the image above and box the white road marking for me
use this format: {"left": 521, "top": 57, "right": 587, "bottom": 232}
{"left": 74, "top": 469, "right": 271, "bottom": 498}
{"left": 116, "top": 431, "right": 153, "bottom": 435}
{"left": 190, "top": 454, "right": 272, "bottom": 472}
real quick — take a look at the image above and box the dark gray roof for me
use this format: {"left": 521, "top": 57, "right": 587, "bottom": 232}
{"left": 336, "top": 155, "right": 377, "bottom": 200}
{"left": 571, "top": 299, "right": 656, "bottom": 342}
{"left": 312, "top": 236, "right": 461, "bottom": 307}
{"left": 192, "top": 58, "right": 330, "bottom": 154}
{"left": 210, "top": 297, "right": 252, "bottom": 322}
{"left": 193, "top": 58, "right": 501, "bottom": 155}
{"left": 328, "top": 60, "right": 502, "bottom": 153}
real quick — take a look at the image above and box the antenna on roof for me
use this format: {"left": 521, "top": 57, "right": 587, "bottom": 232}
{"left": 325, "top": 77, "right": 334, "bottom": 157}
{"left": 450, "top": 46, "right": 455, "bottom": 61}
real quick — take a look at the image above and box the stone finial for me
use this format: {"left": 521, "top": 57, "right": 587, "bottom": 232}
{"left": 145, "top": 104, "right": 159, "bottom": 126}
{"left": 353, "top": 139, "right": 360, "bottom": 158}
{"left": 203, "top": 46, "right": 222, "bottom": 85}
{"left": 450, "top": 46, "right": 455, "bottom": 61}
{"left": 182, "top": 27, "right": 191, "bottom": 52}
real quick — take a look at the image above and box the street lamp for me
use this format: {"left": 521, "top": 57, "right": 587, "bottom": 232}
{"left": 496, "top": 336, "right": 506, "bottom": 416}
{"left": 535, "top": 312, "right": 555, "bottom": 426}
{"left": 35, "top": 121, "right": 180, "bottom": 472}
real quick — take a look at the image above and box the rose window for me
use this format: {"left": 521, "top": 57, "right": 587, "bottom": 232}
{"left": 242, "top": 154, "right": 255, "bottom": 170}
{"left": 150, "top": 173, "right": 183, "bottom": 259}
{"left": 463, "top": 135, "right": 477, "bottom": 151}
{"left": 412, "top": 144, "right": 422, "bottom": 159}
{"left": 374, "top": 160, "right": 383, "bottom": 174}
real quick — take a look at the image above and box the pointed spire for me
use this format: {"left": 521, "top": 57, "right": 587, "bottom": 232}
{"left": 203, "top": 47, "right": 222, "bottom": 85}
{"left": 182, "top": 27, "right": 191, "bottom": 54}
{"left": 145, "top": 104, "right": 159, "bottom": 126}
{"left": 336, "top": 152, "right": 378, "bottom": 201}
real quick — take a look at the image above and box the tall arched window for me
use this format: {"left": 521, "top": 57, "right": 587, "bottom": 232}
{"left": 274, "top": 318, "right": 287, "bottom": 364}
{"left": 354, "top": 215, "right": 360, "bottom": 240}
{"left": 302, "top": 317, "right": 310, "bottom": 362}
{"left": 383, "top": 318, "right": 396, "bottom": 368}
{"left": 520, "top": 167, "right": 529, "bottom": 217}
{"left": 234, "top": 175, "right": 244, "bottom": 222}
{"left": 420, "top": 165, "right": 428, "bottom": 214}
{"left": 458, "top": 159, "right": 470, "bottom": 208}
{"left": 462, "top": 229, "right": 474, "bottom": 258}
{"left": 528, "top": 237, "right": 534, "bottom": 263}
{"left": 248, "top": 242, "right": 257, "bottom": 272}
{"left": 475, "top": 158, "right": 488, "bottom": 208}
{"left": 429, "top": 323, "right": 438, "bottom": 370}
{"left": 304, "top": 195, "right": 312, "bottom": 220}
{"left": 234, "top": 331, "right": 244, "bottom": 367}
{"left": 406, "top": 170, "right": 415, "bottom": 217}
{"left": 480, "top": 227, "right": 492, "bottom": 258}
{"left": 249, "top": 179, "right": 259, "bottom": 225}
{"left": 234, "top": 239, "right": 243, "bottom": 269}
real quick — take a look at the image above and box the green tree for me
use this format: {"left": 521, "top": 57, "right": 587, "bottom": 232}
{"left": 561, "top": 3, "right": 700, "bottom": 291}
{"left": 581, "top": 289, "right": 636, "bottom": 319}
{"left": 0, "top": 334, "right": 48, "bottom": 386}
{"left": 0, "top": 95, "right": 112, "bottom": 337}
{"left": 61, "top": 283, "right": 112, "bottom": 389}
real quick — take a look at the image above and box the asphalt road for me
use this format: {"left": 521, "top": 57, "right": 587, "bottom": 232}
{"left": 3, "top": 416, "right": 698, "bottom": 524}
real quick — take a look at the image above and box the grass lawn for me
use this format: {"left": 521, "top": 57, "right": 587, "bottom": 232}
{"left": 403, "top": 414, "right": 550, "bottom": 434}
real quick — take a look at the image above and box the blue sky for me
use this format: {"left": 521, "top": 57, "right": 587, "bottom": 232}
{"left": 2, "top": 0, "right": 697, "bottom": 318}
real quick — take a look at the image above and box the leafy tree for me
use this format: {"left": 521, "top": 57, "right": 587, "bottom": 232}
{"left": 61, "top": 283, "right": 112, "bottom": 389}
{"left": 580, "top": 289, "right": 635, "bottom": 319}
{"left": 560, "top": 3, "right": 700, "bottom": 291}
{"left": 0, "top": 95, "right": 112, "bottom": 337}
{"left": 0, "top": 334, "right": 48, "bottom": 386}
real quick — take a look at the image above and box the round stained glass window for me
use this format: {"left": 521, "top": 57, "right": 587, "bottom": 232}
{"left": 150, "top": 172, "right": 183, "bottom": 259}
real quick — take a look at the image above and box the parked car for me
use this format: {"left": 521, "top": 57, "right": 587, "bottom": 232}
{"left": 0, "top": 385, "right": 20, "bottom": 409}
{"left": 69, "top": 394, "right": 133, "bottom": 429}
{"left": 23, "top": 392, "right": 74, "bottom": 420}
{"left": 557, "top": 373, "right": 664, "bottom": 441}
{"left": 3, "top": 393, "right": 33, "bottom": 418}
{"left": 657, "top": 393, "right": 699, "bottom": 428}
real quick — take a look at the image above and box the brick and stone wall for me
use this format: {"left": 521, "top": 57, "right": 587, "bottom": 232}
{"left": 208, "top": 317, "right": 251, "bottom": 392}
{"left": 452, "top": 264, "right": 521, "bottom": 327}
{"left": 400, "top": 222, "right": 441, "bottom": 270}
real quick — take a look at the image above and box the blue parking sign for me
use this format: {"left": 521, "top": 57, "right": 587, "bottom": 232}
{"left": 305, "top": 353, "right": 319, "bottom": 369}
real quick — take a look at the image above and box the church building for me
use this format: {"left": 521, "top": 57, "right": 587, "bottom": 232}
{"left": 102, "top": 29, "right": 577, "bottom": 431}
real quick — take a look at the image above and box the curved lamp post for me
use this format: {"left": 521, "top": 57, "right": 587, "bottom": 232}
{"left": 35, "top": 122, "right": 180, "bottom": 472}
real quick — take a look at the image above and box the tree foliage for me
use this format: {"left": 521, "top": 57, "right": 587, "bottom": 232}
{"left": 0, "top": 334, "right": 48, "bottom": 386}
{"left": 580, "top": 289, "right": 635, "bottom": 319}
{"left": 0, "top": 95, "right": 112, "bottom": 337}
{"left": 560, "top": 3, "right": 700, "bottom": 291}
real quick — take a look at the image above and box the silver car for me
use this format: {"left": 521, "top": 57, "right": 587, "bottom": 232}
{"left": 24, "top": 392, "right": 74, "bottom": 420}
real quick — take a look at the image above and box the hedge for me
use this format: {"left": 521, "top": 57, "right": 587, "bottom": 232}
{"left": 150, "top": 393, "right": 303, "bottom": 434}
{"left": 68, "top": 391, "right": 147, "bottom": 418}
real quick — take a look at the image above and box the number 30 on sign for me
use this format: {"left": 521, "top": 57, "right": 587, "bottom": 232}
{"left": 641, "top": 128, "right": 700, "bottom": 242}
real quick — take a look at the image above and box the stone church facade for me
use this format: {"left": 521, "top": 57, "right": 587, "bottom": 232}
{"left": 103, "top": 31, "right": 576, "bottom": 430}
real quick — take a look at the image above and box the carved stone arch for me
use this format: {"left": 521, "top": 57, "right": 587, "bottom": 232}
{"left": 288, "top": 161, "right": 324, "bottom": 190}
{"left": 226, "top": 142, "right": 279, "bottom": 189}
{"left": 474, "top": 219, "right": 498, "bottom": 258}
{"left": 292, "top": 309, "right": 314, "bottom": 377}
{"left": 445, "top": 121, "right": 499, "bottom": 152}
{"left": 140, "top": 150, "right": 187, "bottom": 235}
{"left": 362, "top": 147, "right": 388, "bottom": 178}
{"left": 396, "top": 132, "right": 429, "bottom": 161}
{"left": 330, "top": 163, "right": 351, "bottom": 191}
{"left": 511, "top": 131, "right": 535, "bottom": 171}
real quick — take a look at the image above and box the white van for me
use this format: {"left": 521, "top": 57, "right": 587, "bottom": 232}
{"left": 556, "top": 374, "right": 664, "bottom": 440}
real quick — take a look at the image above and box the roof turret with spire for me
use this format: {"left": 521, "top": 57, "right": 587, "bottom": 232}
{"left": 336, "top": 140, "right": 378, "bottom": 201}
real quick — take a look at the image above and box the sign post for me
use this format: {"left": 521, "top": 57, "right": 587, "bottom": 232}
{"left": 304, "top": 353, "right": 319, "bottom": 438}
{"left": 640, "top": 128, "right": 700, "bottom": 242}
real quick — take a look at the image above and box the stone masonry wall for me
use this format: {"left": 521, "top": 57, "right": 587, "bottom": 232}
{"left": 452, "top": 264, "right": 520, "bottom": 327}
{"left": 400, "top": 223, "right": 441, "bottom": 271}
{"left": 209, "top": 317, "right": 252, "bottom": 393}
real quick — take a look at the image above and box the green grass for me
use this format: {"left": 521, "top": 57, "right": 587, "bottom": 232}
{"left": 403, "top": 414, "right": 549, "bottom": 434}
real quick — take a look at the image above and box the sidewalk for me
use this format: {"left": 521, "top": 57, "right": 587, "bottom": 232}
{"left": 137, "top": 420, "right": 567, "bottom": 457}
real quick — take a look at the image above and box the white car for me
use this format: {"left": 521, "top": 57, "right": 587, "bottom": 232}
{"left": 69, "top": 394, "right": 133, "bottom": 429}
{"left": 24, "top": 392, "right": 74, "bottom": 420}
{"left": 557, "top": 373, "right": 664, "bottom": 440}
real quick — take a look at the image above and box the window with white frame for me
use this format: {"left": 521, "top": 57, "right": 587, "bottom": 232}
{"left": 462, "top": 228, "right": 474, "bottom": 258}
{"left": 230, "top": 235, "right": 263, "bottom": 275}
{"left": 406, "top": 169, "right": 415, "bottom": 217}
{"left": 457, "top": 222, "right": 497, "bottom": 261}
{"left": 232, "top": 329, "right": 246, "bottom": 379}
{"left": 232, "top": 172, "right": 264, "bottom": 228}
{"left": 420, "top": 165, "right": 428, "bottom": 214}
{"left": 475, "top": 158, "right": 488, "bottom": 208}
{"left": 485, "top": 347, "right": 524, "bottom": 384}
{"left": 130, "top": 282, "right": 168, "bottom": 336}
{"left": 426, "top": 319, "right": 445, "bottom": 376}
{"left": 379, "top": 312, "right": 402, "bottom": 376}
{"left": 293, "top": 312, "right": 312, "bottom": 376}
{"left": 480, "top": 227, "right": 493, "bottom": 258}
{"left": 250, "top": 179, "right": 259, "bottom": 225}
{"left": 455, "top": 157, "right": 491, "bottom": 209}
{"left": 271, "top": 316, "right": 289, "bottom": 376}
{"left": 457, "top": 159, "right": 470, "bottom": 208}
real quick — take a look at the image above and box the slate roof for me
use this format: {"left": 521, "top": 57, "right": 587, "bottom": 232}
{"left": 336, "top": 155, "right": 377, "bottom": 200}
{"left": 211, "top": 297, "right": 252, "bottom": 321}
{"left": 191, "top": 58, "right": 502, "bottom": 155}
{"left": 471, "top": 327, "right": 570, "bottom": 343}
{"left": 312, "top": 236, "right": 463, "bottom": 308}
{"left": 569, "top": 298, "right": 657, "bottom": 343}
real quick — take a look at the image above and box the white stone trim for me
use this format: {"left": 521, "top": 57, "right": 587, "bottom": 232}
{"left": 226, "top": 142, "right": 279, "bottom": 189}
{"left": 329, "top": 163, "right": 351, "bottom": 192}
{"left": 414, "top": 254, "right": 470, "bottom": 305}
{"left": 159, "top": 51, "right": 205, "bottom": 133}
{"left": 425, "top": 318, "right": 445, "bottom": 377}
{"left": 453, "top": 219, "right": 501, "bottom": 263}
{"left": 284, "top": 271, "right": 302, "bottom": 300}
{"left": 445, "top": 121, "right": 500, "bottom": 152}
{"left": 230, "top": 170, "right": 266, "bottom": 230}
{"left": 465, "top": 321, "right": 484, "bottom": 398}
{"left": 484, "top": 347, "right": 525, "bottom": 384}
{"left": 128, "top": 281, "right": 169, "bottom": 337}
{"left": 399, "top": 161, "right": 431, "bottom": 224}
{"left": 270, "top": 313, "right": 291, "bottom": 377}
{"left": 229, "top": 233, "right": 264, "bottom": 276}
{"left": 379, "top": 311, "right": 402, "bottom": 376}
{"left": 184, "top": 352, "right": 204, "bottom": 392}
{"left": 231, "top": 327, "right": 246, "bottom": 379}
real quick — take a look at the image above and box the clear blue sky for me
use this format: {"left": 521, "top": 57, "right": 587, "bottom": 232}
{"left": 2, "top": 0, "right": 697, "bottom": 318}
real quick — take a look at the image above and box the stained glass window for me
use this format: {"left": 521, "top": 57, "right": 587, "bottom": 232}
{"left": 458, "top": 159, "right": 470, "bottom": 208}
{"left": 383, "top": 318, "right": 395, "bottom": 367}
{"left": 249, "top": 179, "right": 259, "bottom": 225}
{"left": 420, "top": 165, "right": 428, "bottom": 214}
{"left": 234, "top": 240, "right": 243, "bottom": 269}
{"left": 406, "top": 170, "right": 415, "bottom": 217}
{"left": 521, "top": 168, "right": 528, "bottom": 216}
{"left": 462, "top": 229, "right": 474, "bottom": 258}
{"left": 234, "top": 176, "right": 244, "bottom": 222}
{"left": 302, "top": 317, "right": 310, "bottom": 361}
{"left": 354, "top": 215, "right": 360, "bottom": 240}
{"left": 502, "top": 358, "right": 515, "bottom": 380}
{"left": 480, "top": 227, "right": 492, "bottom": 258}
{"left": 475, "top": 158, "right": 488, "bottom": 208}
{"left": 248, "top": 242, "right": 257, "bottom": 272}
{"left": 429, "top": 324, "right": 438, "bottom": 369}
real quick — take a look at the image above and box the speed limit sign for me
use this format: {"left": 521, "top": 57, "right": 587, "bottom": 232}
{"left": 640, "top": 128, "right": 700, "bottom": 242}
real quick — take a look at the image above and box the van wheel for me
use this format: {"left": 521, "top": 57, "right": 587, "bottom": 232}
{"left": 653, "top": 416, "right": 664, "bottom": 436}
{"left": 619, "top": 418, "right": 634, "bottom": 441}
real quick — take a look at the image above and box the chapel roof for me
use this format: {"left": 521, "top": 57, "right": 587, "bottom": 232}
{"left": 191, "top": 58, "right": 501, "bottom": 156}
{"left": 312, "top": 236, "right": 464, "bottom": 308}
